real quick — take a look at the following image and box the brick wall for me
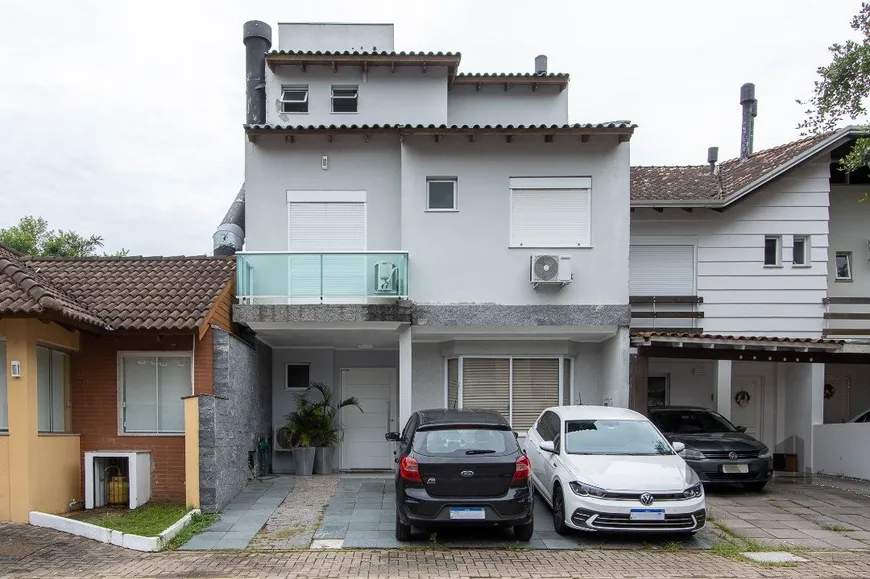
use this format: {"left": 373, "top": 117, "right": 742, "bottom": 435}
{"left": 71, "top": 330, "right": 213, "bottom": 504}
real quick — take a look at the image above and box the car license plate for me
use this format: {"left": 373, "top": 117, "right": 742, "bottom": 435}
{"left": 722, "top": 464, "right": 750, "bottom": 474}
{"left": 630, "top": 509, "right": 665, "bottom": 521}
{"left": 449, "top": 507, "right": 486, "bottom": 520}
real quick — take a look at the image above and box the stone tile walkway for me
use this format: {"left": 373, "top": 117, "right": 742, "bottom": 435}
{"left": 179, "top": 476, "right": 295, "bottom": 550}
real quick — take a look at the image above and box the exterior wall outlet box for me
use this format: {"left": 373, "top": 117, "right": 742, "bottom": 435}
{"left": 321, "top": 155, "right": 328, "bottom": 170}
{"left": 10, "top": 361, "right": 21, "bottom": 378}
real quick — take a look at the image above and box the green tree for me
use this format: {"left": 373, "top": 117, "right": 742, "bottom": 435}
{"left": 798, "top": 2, "right": 870, "bottom": 172}
{"left": 0, "top": 215, "right": 129, "bottom": 257}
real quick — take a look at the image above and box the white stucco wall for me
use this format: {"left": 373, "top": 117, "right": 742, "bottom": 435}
{"left": 782, "top": 363, "right": 824, "bottom": 473}
{"left": 813, "top": 424, "right": 870, "bottom": 479}
{"left": 447, "top": 85, "right": 568, "bottom": 126}
{"left": 828, "top": 185, "right": 870, "bottom": 297}
{"left": 265, "top": 67, "right": 449, "bottom": 126}
{"left": 601, "top": 328, "right": 629, "bottom": 408}
{"left": 401, "top": 136, "right": 630, "bottom": 305}
{"left": 277, "top": 23, "right": 394, "bottom": 52}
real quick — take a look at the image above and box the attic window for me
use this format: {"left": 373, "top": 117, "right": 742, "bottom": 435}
{"left": 331, "top": 85, "right": 359, "bottom": 113}
{"left": 281, "top": 85, "right": 309, "bottom": 113}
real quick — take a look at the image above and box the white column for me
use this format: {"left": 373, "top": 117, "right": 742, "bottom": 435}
{"left": 784, "top": 362, "right": 825, "bottom": 473}
{"left": 713, "top": 360, "right": 732, "bottom": 419}
{"left": 398, "top": 325, "right": 413, "bottom": 429}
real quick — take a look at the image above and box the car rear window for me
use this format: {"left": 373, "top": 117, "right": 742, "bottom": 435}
{"left": 412, "top": 428, "right": 518, "bottom": 456}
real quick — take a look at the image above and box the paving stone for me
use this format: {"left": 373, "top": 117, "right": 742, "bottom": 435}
{"left": 743, "top": 552, "right": 808, "bottom": 563}
{"left": 767, "top": 528, "right": 813, "bottom": 539}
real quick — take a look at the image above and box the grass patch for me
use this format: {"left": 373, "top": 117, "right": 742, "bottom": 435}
{"left": 165, "top": 512, "right": 217, "bottom": 550}
{"left": 69, "top": 503, "right": 188, "bottom": 537}
{"left": 821, "top": 523, "right": 851, "bottom": 532}
{"left": 662, "top": 540, "right": 683, "bottom": 552}
{"left": 710, "top": 532, "right": 803, "bottom": 567}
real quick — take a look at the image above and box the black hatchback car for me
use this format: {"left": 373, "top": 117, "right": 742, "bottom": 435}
{"left": 385, "top": 408, "right": 534, "bottom": 541}
{"left": 647, "top": 406, "right": 773, "bottom": 490}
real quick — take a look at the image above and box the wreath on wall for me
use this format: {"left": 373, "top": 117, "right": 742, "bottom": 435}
{"left": 824, "top": 383, "right": 835, "bottom": 400}
{"left": 734, "top": 389, "right": 752, "bottom": 407}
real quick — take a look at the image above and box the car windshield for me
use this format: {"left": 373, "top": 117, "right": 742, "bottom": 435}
{"left": 651, "top": 410, "right": 738, "bottom": 434}
{"left": 412, "top": 428, "right": 517, "bottom": 456}
{"left": 563, "top": 419, "right": 674, "bottom": 456}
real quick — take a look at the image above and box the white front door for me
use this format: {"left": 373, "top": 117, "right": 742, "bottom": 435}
{"left": 731, "top": 376, "right": 762, "bottom": 439}
{"left": 341, "top": 368, "right": 397, "bottom": 470}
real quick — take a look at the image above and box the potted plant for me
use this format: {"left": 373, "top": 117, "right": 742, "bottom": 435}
{"left": 307, "top": 381, "right": 363, "bottom": 474}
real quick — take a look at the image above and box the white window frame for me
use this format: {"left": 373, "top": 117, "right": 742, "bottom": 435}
{"left": 285, "top": 363, "right": 311, "bottom": 391}
{"left": 446, "top": 355, "right": 572, "bottom": 433}
{"left": 117, "top": 351, "right": 193, "bottom": 436}
{"left": 36, "top": 346, "right": 68, "bottom": 433}
{"left": 280, "top": 85, "right": 309, "bottom": 114}
{"left": 835, "top": 251, "right": 853, "bottom": 281}
{"left": 331, "top": 85, "right": 359, "bottom": 114}
{"left": 792, "top": 235, "right": 810, "bottom": 267}
{"left": 426, "top": 178, "right": 458, "bottom": 211}
{"left": 508, "top": 177, "right": 592, "bottom": 248}
{"left": 763, "top": 235, "right": 782, "bottom": 267}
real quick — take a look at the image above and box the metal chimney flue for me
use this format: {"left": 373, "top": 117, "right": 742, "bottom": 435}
{"left": 740, "top": 82, "right": 757, "bottom": 161}
{"left": 534, "top": 54, "right": 548, "bottom": 75}
{"left": 707, "top": 146, "right": 719, "bottom": 173}
{"left": 243, "top": 20, "right": 273, "bottom": 126}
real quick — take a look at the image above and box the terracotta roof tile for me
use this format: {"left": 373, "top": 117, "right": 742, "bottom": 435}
{"left": 632, "top": 331, "right": 844, "bottom": 345}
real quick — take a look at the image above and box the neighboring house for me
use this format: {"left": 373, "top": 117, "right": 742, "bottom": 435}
{"left": 0, "top": 244, "right": 266, "bottom": 522}
{"left": 626, "top": 83, "right": 870, "bottom": 479}
{"left": 216, "top": 21, "right": 635, "bottom": 472}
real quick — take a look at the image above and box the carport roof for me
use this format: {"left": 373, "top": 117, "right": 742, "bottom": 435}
{"left": 632, "top": 331, "right": 845, "bottom": 350}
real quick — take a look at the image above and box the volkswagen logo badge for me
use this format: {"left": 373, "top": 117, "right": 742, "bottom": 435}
{"left": 460, "top": 470, "right": 474, "bottom": 477}
{"left": 639, "top": 493, "right": 654, "bottom": 506}
{"left": 728, "top": 451, "right": 738, "bottom": 460}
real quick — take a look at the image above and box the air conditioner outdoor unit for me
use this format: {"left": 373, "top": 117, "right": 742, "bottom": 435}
{"left": 374, "top": 261, "right": 399, "bottom": 293}
{"left": 530, "top": 254, "right": 572, "bottom": 287}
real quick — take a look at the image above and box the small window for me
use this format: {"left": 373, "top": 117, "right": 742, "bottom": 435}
{"left": 37, "top": 347, "right": 67, "bottom": 433}
{"left": 121, "top": 353, "right": 191, "bottom": 434}
{"left": 792, "top": 236, "right": 809, "bottom": 266}
{"left": 280, "top": 85, "right": 309, "bottom": 113}
{"left": 426, "top": 179, "right": 457, "bottom": 211}
{"left": 331, "top": 85, "right": 358, "bottom": 113}
{"left": 286, "top": 364, "right": 310, "bottom": 390}
{"left": 836, "top": 252, "right": 853, "bottom": 281}
{"left": 763, "top": 236, "right": 781, "bottom": 266}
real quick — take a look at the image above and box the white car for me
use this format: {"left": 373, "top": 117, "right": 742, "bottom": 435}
{"left": 525, "top": 405, "right": 707, "bottom": 534}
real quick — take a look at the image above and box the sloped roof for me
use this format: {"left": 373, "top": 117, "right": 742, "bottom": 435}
{"left": 245, "top": 123, "right": 636, "bottom": 140}
{"left": 630, "top": 130, "right": 852, "bottom": 205}
{"left": 0, "top": 243, "right": 234, "bottom": 333}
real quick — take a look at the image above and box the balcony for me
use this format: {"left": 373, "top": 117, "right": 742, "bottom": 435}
{"left": 823, "top": 297, "right": 870, "bottom": 338}
{"left": 630, "top": 296, "right": 704, "bottom": 333}
{"left": 236, "top": 251, "right": 409, "bottom": 305}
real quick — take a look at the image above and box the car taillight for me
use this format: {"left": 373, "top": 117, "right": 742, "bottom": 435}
{"left": 399, "top": 456, "right": 422, "bottom": 482}
{"left": 513, "top": 455, "right": 531, "bottom": 481}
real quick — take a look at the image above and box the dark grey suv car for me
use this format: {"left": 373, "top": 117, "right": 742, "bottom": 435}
{"left": 648, "top": 406, "right": 773, "bottom": 491}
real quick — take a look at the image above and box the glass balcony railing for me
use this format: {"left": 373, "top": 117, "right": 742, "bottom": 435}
{"left": 236, "top": 251, "right": 409, "bottom": 304}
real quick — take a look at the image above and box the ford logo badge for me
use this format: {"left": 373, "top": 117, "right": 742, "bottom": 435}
{"left": 461, "top": 470, "right": 474, "bottom": 477}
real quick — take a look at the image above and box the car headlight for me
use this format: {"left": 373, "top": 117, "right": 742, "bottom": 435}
{"left": 682, "top": 482, "right": 703, "bottom": 499}
{"left": 569, "top": 481, "right": 608, "bottom": 498}
{"left": 758, "top": 447, "right": 772, "bottom": 459}
{"left": 681, "top": 448, "right": 706, "bottom": 460}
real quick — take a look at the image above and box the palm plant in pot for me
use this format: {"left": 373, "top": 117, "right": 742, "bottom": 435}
{"left": 308, "top": 381, "right": 362, "bottom": 474}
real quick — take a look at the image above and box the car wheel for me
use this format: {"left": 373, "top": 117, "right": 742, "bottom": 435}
{"left": 395, "top": 509, "right": 411, "bottom": 542}
{"left": 552, "top": 487, "right": 570, "bottom": 536}
{"left": 743, "top": 481, "right": 767, "bottom": 492}
{"left": 514, "top": 520, "right": 534, "bottom": 542}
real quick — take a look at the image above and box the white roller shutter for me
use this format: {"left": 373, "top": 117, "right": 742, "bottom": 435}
{"left": 510, "top": 189, "right": 591, "bottom": 247}
{"left": 629, "top": 245, "right": 695, "bottom": 295}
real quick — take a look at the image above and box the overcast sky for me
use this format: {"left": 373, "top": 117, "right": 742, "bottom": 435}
{"left": 0, "top": 0, "right": 864, "bottom": 256}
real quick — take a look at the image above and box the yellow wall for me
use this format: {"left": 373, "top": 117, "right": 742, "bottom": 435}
{"left": 35, "top": 435, "right": 81, "bottom": 514}
{"left": 0, "top": 436, "right": 10, "bottom": 520}
{"left": 184, "top": 396, "right": 200, "bottom": 509}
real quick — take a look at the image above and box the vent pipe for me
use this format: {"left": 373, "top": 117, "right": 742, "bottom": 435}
{"left": 213, "top": 184, "right": 246, "bottom": 256}
{"left": 243, "top": 20, "right": 272, "bottom": 125}
{"left": 534, "top": 54, "right": 548, "bottom": 75}
{"left": 740, "top": 82, "right": 757, "bottom": 161}
{"left": 707, "top": 146, "right": 719, "bottom": 174}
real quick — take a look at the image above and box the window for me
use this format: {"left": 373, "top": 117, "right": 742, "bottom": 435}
{"left": 280, "top": 85, "right": 309, "bottom": 113}
{"left": 792, "top": 235, "right": 809, "bottom": 266}
{"left": 535, "top": 410, "right": 560, "bottom": 441}
{"left": 412, "top": 428, "right": 517, "bottom": 456}
{"left": 836, "top": 252, "right": 853, "bottom": 281}
{"left": 121, "top": 353, "right": 191, "bottom": 434}
{"left": 37, "top": 346, "right": 67, "bottom": 433}
{"left": 454, "top": 356, "right": 564, "bottom": 432}
{"left": 0, "top": 342, "right": 7, "bottom": 431}
{"left": 562, "top": 358, "right": 572, "bottom": 405}
{"left": 564, "top": 419, "right": 674, "bottom": 456}
{"left": 331, "top": 85, "right": 358, "bottom": 113}
{"left": 426, "top": 179, "right": 457, "bottom": 211}
{"left": 286, "top": 364, "right": 310, "bottom": 390}
{"left": 509, "top": 177, "right": 592, "bottom": 247}
{"left": 763, "top": 236, "right": 781, "bottom": 266}
{"left": 647, "top": 376, "right": 669, "bottom": 407}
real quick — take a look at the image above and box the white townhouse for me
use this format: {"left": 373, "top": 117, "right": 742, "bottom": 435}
{"left": 627, "top": 83, "right": 870, "bottom": 480}
{"left": 213, "top": 21, "right": 635, "bottom": 472}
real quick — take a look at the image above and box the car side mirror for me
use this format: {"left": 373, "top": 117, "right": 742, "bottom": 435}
{"left": 735, "top": 425, "right": 747, "bottom": 433}
{"left": 539, "top": 440, "right": 556, "bottom": 453}
{"left": 672, "top": 441, "right": 686, "bottom": 453}
{"left": 385, "top": 432, "right": 402, "bottom": 442}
